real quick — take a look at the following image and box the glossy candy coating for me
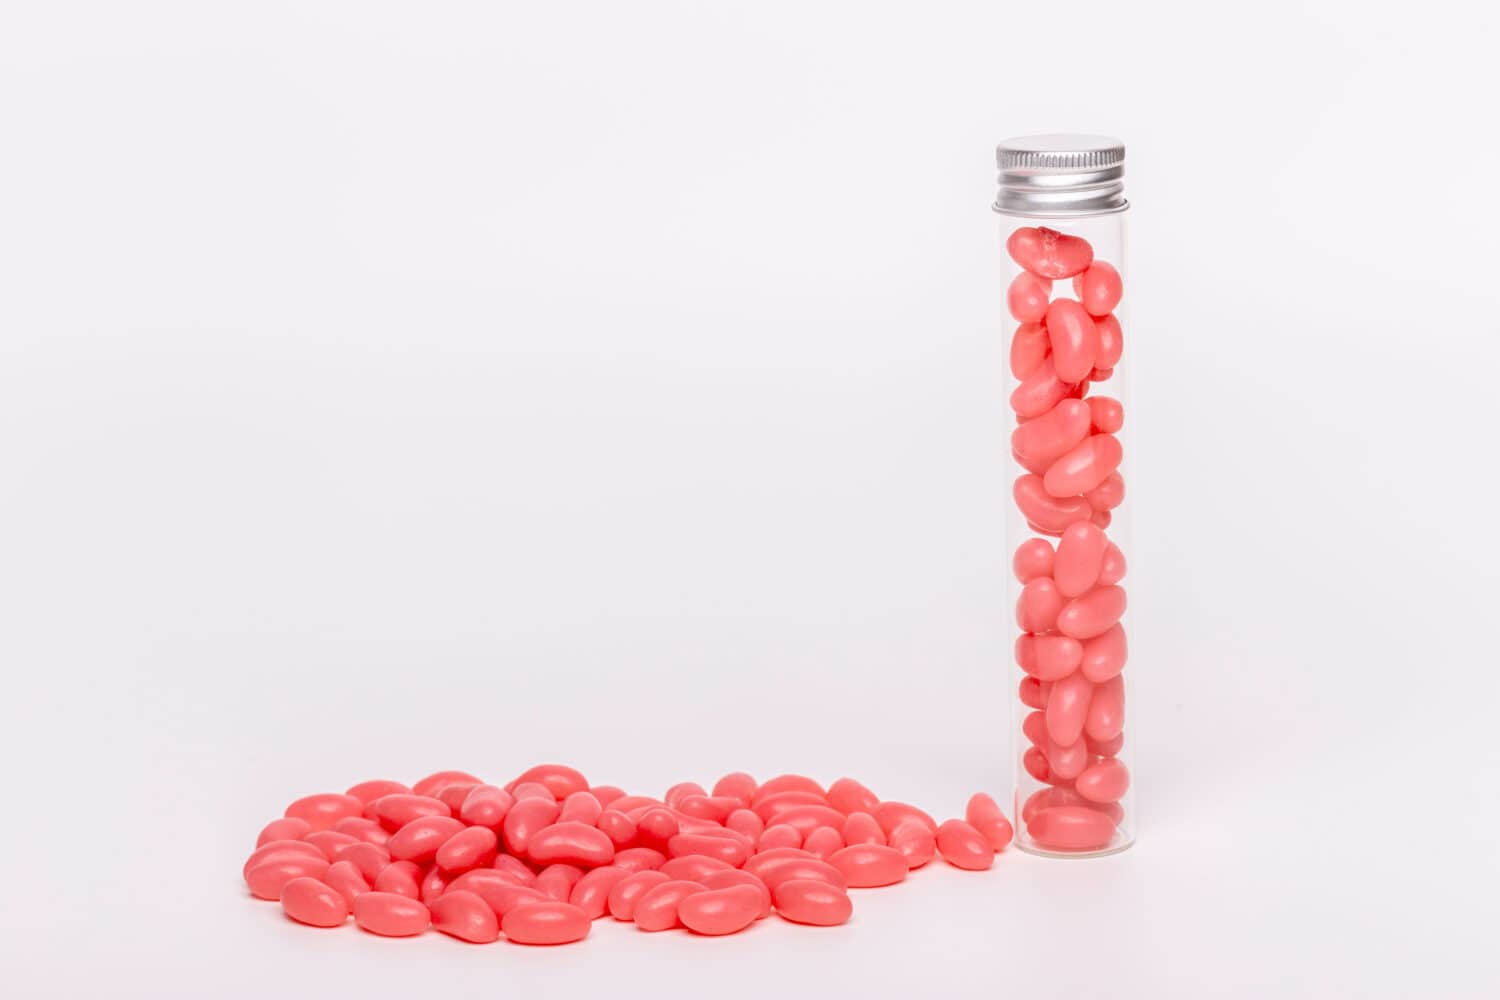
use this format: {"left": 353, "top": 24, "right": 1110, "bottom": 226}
{"left": 354, "top": 892, "right": 430, "bottom": 936}
{"left": 431, "top": 889, "right": 500, "bottom": 943}
{"left": 279, "top": 876, "right": 349, "bottom": 927}
{"left": 1007, "top": 226, "right": 1094, "bottom": 279}
{"left": 677, "top": 885, "right": 763, "bottom": 936}
{"left": 772, "top": 879, "right": 853, "bottom": 926}
{"left": 502, "top": 901, "right": 591, "bottom": 945}
{"left": 935, "top": 820, "right": 994, "bottom": 871}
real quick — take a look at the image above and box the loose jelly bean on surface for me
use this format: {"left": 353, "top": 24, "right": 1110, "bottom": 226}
{"left": 1085, "top": 675, "right": 1125, "bottom": 741}
{"left": 1044, "top": 299, "right": 1100, "bottom": 383}
{"left": 335, "top": 842, "right": 390, "bottom": 882}
{"left": 1027, "top": 806, "right": 1117, "bottom": 852}
{"left": 1007, "top": 271, "right": 1053, "bottom": 323}
{"left": 609, "top": 795, "right": 663, "bottom": 814}
{"left": 1010, "top": 322, "right": 1050, "bottom": 379}
{"left": 773, "top": 879, "right": 853, "bottom": 927}
{"left": 678, "top": 885, "right": 764, "bottom": 936}
{"left": 502, "top": 796, "right": 562, "bottom": 856}
{"left": 964, "top": 794, "right": 1014, "bottom": 852}
{"left": 559, "top": 791, "right": 603, "bottom": 826}
{"left": 725, "top": 808, "right": 765, "bottom": 841}
{"left": 1012, "top": 398, "right": 1091, "bottom": 475}
{"left": 742, "top": 848, "right": 816, "bottom": 876}
{"left": 872, "top": 801, "right": 938, "bottom": 836}
{"left": 759, "top": 825, "right": 802, "bottom": 851}
{"left": 701, "top": 869, "right": 772, "bottom": 918}
{"left": 535, "top": 864, "right": 585, "bottom": 902}
{"left": 764, "top": 804, "right": 847, "bottom": 839}
{"left": 755, "top": 858, "right": 848, "bottom": 892}
{"left": 332, "top": 816, "right": 390, "bottom": 847}
{"left": 492, "top": 853, "right": 539, "bottom": 885}
{"left": 303, "top": 831, "right": 358, "bottom": 862}
{"left": 677, "top": 794, "right": 740, "bottom": 822}
{"left": 752, "top": 775, "right": 827, "bottom": 804}
{"left": 936, "top": 819, "right": 993, "bottom": 871}
{"left": 243, "top": 840, "right": 324, "bottom": 881}
{"left": 256, "top": 817, "right": 312, "bottom": 847}
{"left": 1045, "top": 671, "right": 1093, "bottom": 746}
{"left": 612, "top": 847, "right": 667, "bottom": 873}
{"left": 597, "top": 810, "right": 637, "bottom": 848}
{"left": 431, "top": 889, "right": 501, "bottom": 943}
{"left": 353, "top": 891, "right": 430, "bottom": 937}
{"left": 753, "top": 790, "right": 827, "bottom": 821}
{"left": 528, "top": 821, "right": 616, "bottom": 867}
{"left": 664, "top": 782, "right": 707, "bottom": 808}
{"left": 373, "top": 860, "right": 422, "bottom": 899}
{"left": 456, "top": 876, "right": 547, "bottom": 917}
{"left": 825, "top": 777, "right": 880, "bottom": 816}
{"left": 345, "top": 780, "right": 411, "bottom": 805}
{"left": 503, "top": 901, "right": 592, "bottom": 945}
{"left": 1014, "top": 474, "right": 1093, "bottom": 535}
{"left": 1080, "top": 624, "right": 1127, "bottom": 682}
{"left": 371, "top": 794, "right": 451, "bottom": 830}
{"left": 435, "top": 825, "right": 498, "bottom": 872}
{"left": 1073, "top": 261, "right": 1123, "bottom": 317}
{"left": 508, "top": 765, "right": 589, "bottom": 801}
{"left": 633, "top": 880, "right": 708, "bottom": 932}
{"left": 1054, "top": 521, "right": 1108, "bottom": 598}
{"left": 668, "top": 833, "right": 751, "bottom": 867}
{"left": 1016, "top": 577, "right": 1065, "bottom": 633}
{"left": 512, "top": 782, "right": 555, "bottom": 802}
{"left": 388, "top": 816, "right": 465, "bottom": 863}
{"left": 589, "top": 785, "right": 626, "bottom": 807}
{"left": 803, "top": 827, "right": 845, "bottom": 861}
{"left": 1075, "top": 759, "right": 1130, "bottom": 804}
{"left": 284, "top": 793, "right": 364, "bottom": 832}
{"left": 1007, "top": 226, "right": 1094, "bottom": 280}
{"left": 1012, "top": 538, "right": 1056, "bottom": 583}
{"left": 1094, "top": 313, "right": 1123, "bottom": 369}
{"left": 608, "top": 870, "right": 672, "bottom": 921}
{"left": 412, "top": 771, "right": 482, "bottom": 799}
{"left": 635, "top": 807, "right": 680, "bottom": 850}
{"left": 280, "top": 876, "right": 349, "bottom": 928}
{"left": 1087, "top": 396, "right": 1123, "bottom": 434}
{"left": 569, "top": 865, "right": 632, "bottom": 920}
{"left": 247, "top": 856, "right": 330, "bottom": 901}
{"left": 1056, "top": 585, "right": 1127, "bottom": 640}
{"left": 841, "top": 812, "right": 885, "bottom": 847}
{"left": 422, "top": 866, "right": 452, "bottom": 905}
{"left": 660, "top": 855, "right": 733, "bottom": 882}
{"left": 712, "top": 772, "right": 758, "bottom": 803}
{"left": 828, "top": 844, "right": 907, "bottom": 887}
{"left": 1010, "top": 358, "right": 1072, "bottom": 419}
{"left": 1044, "top": 434, "right": 1123, "bottom": 499}
{"left": 1098, "top": 541, "right": 1127, "bottom": 584}
{"left": 436, "top": 782, "right": 480, "bottom": 812}
{"left": 323, "top": 860, "right": 370, "bottom": 908}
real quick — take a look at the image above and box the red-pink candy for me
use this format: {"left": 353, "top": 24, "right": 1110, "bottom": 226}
{"left": 632, "top": 880, "right": 707, "bottom": 932}
{"left": 589, "top": 785, "right": 626, "bottom": 807}
{"left": 507, "top": 764, "right": 588, "bottom": 800}
{"left": 672, "top": 813, "right": 726, "bottom": 835}
{"left": 759, "top": 824, "right": 802, "bottom": 851}
{"left": 1091, "top": 509, "right": 1113, "bottom": 529}
{"left": 725, "top": 808, "right": 765, "bottom": 841}
{"left": 430, "top": 889, "right": 500, "bottom": 943}
{"left": 528, "top": 821, "right": 615, "bottom": 867}
{"left": 373, "top": 860, "right": 422, "bottom": 899}
{"left": 435, "top": 782, "right": 480, "bottom": 813}
{"left": 1015, "top": 632, "right": 1081, "bottom": 682}
{"left": 1010, "top": 358, "right": 1072, "bottom": 419}
{"left": 752, "top": 790, "right": 827, "bottom": 821}
{"left": 569, "top": 865, "right": 632, "bottom": 919}
{"left": 534, "top": 864, "right": 584, "bottom": 902}
{"left": 742, "top": 847, "right": 815, "bottom": 876}
{"left": 1007, "top": 226, "right": 1093, "bottom": 280}
{"left": 634, "top": 807, "right": 679, "bottom": 851}
{"left": 1022, "top": 709, "right": 1047, "bottom": 747}
{"left": 1046, "top": 737, "right": 1090, "bottom": 780}
{"left": 332, "top": 816, "right": 390, "bottom": 847}
{"left": 964, "top": 793, "right": 1014, "bottom": 852}
{"left": 678, "top": 885, "right": 763, "bottom": 936}
{"left": 668, "top": 832, "right": 750, "bottom": 868}
{"left": 1094, "top": 313, "right": 1123, "bottom": 369}
{"left": 1019, "top": 676, "right": 1050, "bottom": 709}
{"left": 1046, "top": 671, "right": 1094, "bottom": 746}
{"left": 558, "top": 791, "right": 603, "bottom": 825}
{"left": 676, "top": 794, "right": 740, "bottom": 822}
{"left": 1028, "top": 806, "right": 1117, "bottom": 851}
{"left": 1085, "top": 675, "right": 1125, "bottom": 741}
{"left": 1098, "top": 541, "right": 1127, "bottom": 584}
{"left": 1054, "top": 521, "right": 1108, "bottom": 598}
{"left": 1087, "top": 396, "right": 1123, "bottom": 434}
{"left": 935, "top": 819, "right": 993, "bottom": 871}
{"left": 664, "top": 782, "right": 707, "bottom": 808}
{"left": 773, "top": 879, "right": 853, "bottom": 926}
{"left": 660, "top": 855, "right": 733, "bottom": 882}
{"left": 458, "top": 785, "right": 514, "bottom": 828}
{"left": 1007, "top": 271, "right": 1052, "bottom": 323}
{"left": 284, "top": 793, "right": 364, "bottom": 832}
{"left": 872, "top": 801, "right": 938, "bottom": 836}
{"left": 502, "top": 796, "right": 561, "bottom": 856}
{"left": 1087, "top": 731, "right": 1125, "bottom": 758}
{"left": 752, "top": 774, "right": 826, "bottom": 805}
{"left": 764, "top": 804, "right": 846, "bottom": 839}
{"left": 612, "top": 847, "right": 666, "bottom": 873}
{"left": 435, "top": 825, "right": 498, "bottom": 872}
{"left": 711, "top": 772, "right": 758, "bottom": 804}
{"left": 279, "top": 876, "right": 349, "bottom": 927}
{"left": 828, "top": 844, "right": 907, "bottom": 887}
{"left": 802, "top": 827, "right": 845, "bottom": 861}
{"left": 596, "top": 809, "right": 637, "bottom": 848}
{"left": 841, "top": 812, "right": 885, "bottom": 847}
{"left": 345, "top": 779, "right": 411, "bottom": 805}
{"left": 491, "top": 853, "right": 538, "bottom": 884}
{"left": 371, "top": 794, "right": 451, "bottom": 830}
{"left": 1016, "top": 577, "right": 1065, "bottom": 632}
{"left": 608, "top": 795, "right": 662, "bottom": 814}
{"left": 256, "top": 817, "right": 311, "bottom": 847}
{"left": 1023, "top": 746, "right": 1067, "bottom": 786}
{"left": 247, "top": 855, "right": 330, "bottom": 900}
{"left": 412, "top": 771, "right": 482, "bottom": 799}
{"left": 1044, "top": 299, "right": 1100, "bottom": 383}
{"left": 607, "top": 870, "right": 671, "bottom": 920}
{"left": 1014, "top": 474, "right": 1093, "bottom": 535}
{"left": 512, "top": 782, "right": 555, "bottom": 802}
{"left": 1012, "top": 538, "right": 1056, "bottom": 583}
{"left": 420, "top": 866, "right": 449, "bottom": 905}
{"left": 1084, "top": 472, "right": 1126, "bottom": 512}
{"left": 1072, "top": 261, "right": 1122, "bottom": 316}
{"left": 450, "top": 872, "right": 546, "bottom": 916}
{"left": 701, "top": 869, "right": 772, "bottom": 918}
{"left": 1013, "top": 398, "right": 1091, "bottom": 475}
{"left": 1080, "top": 624, "right": 1127, "bottom": 682}
{"left": 242, "top": 840, "right": 324, "bottom": 881}
{"left": 333, "top": 841, "right": 390, "bottom": 882}
{"left": 323, "top": 859, "right": 370, "bottom": 908}
{"left": 1075, "top": 758, "right": 1130, "bottom": 804}
{"left": 1044, "top": 434, "right": 1122, "bottom": 498}
{"left": 1056, "top": 585, "right": 1127, "bottom": 640}
{"left": 754, "top": 857, "right": 848, "bottom": 892}
{"left": 387, "top": 816, "right": 464, "bottom": 863}
{"left": 303, "top": 830, "right": 359, "bottom": 861}
{"left": 1010, "top": 322, "right": 1050, "bottom": 379}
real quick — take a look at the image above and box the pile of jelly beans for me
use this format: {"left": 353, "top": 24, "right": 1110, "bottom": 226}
{"left": 1005, "top": 226, "right": 1130, "bottom": 853}
{"left": 245, "top": 766, "right": 1015, "bottom": 944}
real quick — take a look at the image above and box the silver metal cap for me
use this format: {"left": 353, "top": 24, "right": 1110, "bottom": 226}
{"left": 994, "top": 134, "right": 1127, "bottom": 218}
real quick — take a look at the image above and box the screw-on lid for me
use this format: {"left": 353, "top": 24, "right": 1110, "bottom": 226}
{"left": 994, "top": 134, "right": 1127, "bottom": 218}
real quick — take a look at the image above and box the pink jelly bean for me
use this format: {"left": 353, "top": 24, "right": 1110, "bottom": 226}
{"left": 589, "top": 785, "right": 626, "bottom": 807}
{"left": 373, "top": 860, "right": 422, "bottom": 898}
{"left": 826, "top": 777, "right": 880, "bottom": 816}
{"left": 964, "top": 793, "right": 1014, "bottom": 852}
{"left": 333, "top": 841, "right": 390, "bottom": 882}
{"left": 569, "top": 865, "right": 632, "bottom": 920}
{"left": 1022, "top": 709, "right": 1047, "bottom": 747}
{"left": 508, "top": 764, "right": 589, "bottom": 801}
{"left": 502, "top": 900, "right": 591, "bottom": 944}
{"left": 1085, "top": 675, "right": 1125, "bottom": 741}
{"left": 323, "top": 860, "right": 370, "bottom": 908}
{"left": 1021, "top": 787, "right": 1124, "bottom": 827}
{"left": 754, "top": 776, "right": 828, "bottom": 803}
{"left": 1044, "top": 299, "right": 1099, "bottom": 383}
{"left": 1007, "top": 226, "right": 1094, "bottom": 280}
{"left": 725, "top": 808, "right": 765, "bottom": 841}
{"left": 1094, "top": 313, "right": 1123, "bottom": 369}
{"left": 1045, "top": 670, "right": 1093, "bottom": 746}
{"left": 753, "top": 790, "right": 828, "bottom": 821}
{"left": 755, "top": 857, "right": 848, "bottom": 892}
{"left": 284, "top": 793, "right": 364, "bottom": 832}
{"left": 765, "top": 804, "right": 847, "bottom": 839}
{"left": 663, "top": 782, "right": 707, "bottom": 809}
{"left": 371, "top": 794, "right": 451, "bottom": 830}
{"left": 612, "top": 847, "right": 666, "bottom": 873}
{"left": 452, "top": 873, "right": 547, "bottom": 917}
{"left": 887, "top": 821, "right": 937, "bottom": 869}
{"left": 1087, "top": 731, "right": 1125, "bottom": 758}
{"left": 1087, "top": 396, "right": 1123, "bottom": 434}
{"left": 387, "top": 816, "right": 464, "bottom": 863}
{"left": 353, "top": 891, "right": 429, "bottom": 936}
{"left": 802, "top": 826, "right": 844, "bottom": 860}
{"left": 1085, "top": 475, "right": 1125, "bottom": 517}
{"left": 841, "top": 812, "right": 885, "bottom": 847}
{"left": 1098, "top": 541, "right": 1127, "bottom": 584}
{"left": 1015, "top": 633, "right": 1083, "bottom": 681}
{"left": 455, "top": 785, "right": 513, "bottom": 829}
{"left": 935, "top": 819, "right": 993, "bottom": 871}
{"left": 702, "top": 869, "right": 773, "bottom": 918}
{"left": 712, "top": 772, "right": 758, "bottom": 804}
{"left": 678, "top": 884, "right": 764, "bottom": 936}
{"left": 1023, "top": 745, "right": 1061, "bottom": 785}
{"left": 420, "top": 868, "right": 453, "bottom": 903}
{"left": 1018, "top": 676, "right": 1050, "bottom": 709}
{"left": 1010, "top": 322, "right": 1050, "bottom": 379}
{"left": 828, "top": 844, "right": 907, "bottom": 887}
{"left": 528, "top": 821, "right": 616, "bottom": 867}
{"left": 634, "top": 807, "right": 679, "bottom": 851}
{"left": 610, "top": 795, "right": 663, "bottom": 814}
{"left": 1012, "top": 398, "right": 1091, "bottom": 476}
{"left": 243, "top": 839, "right": 324, "bottom": 881}
{"left": 596, "top": 809, "right": 637, "bottom": 848}
{"left": 279, "top": 876, "right": 349, "bottom": 927}
{"left": 1014, "top": 474, "right": 1093, "bottom": 535}
{"left": 1012, "top": 538, "right": 1056, "bottom": 583}
{"left": 1007, "top": 271, "right": 1052, "bottom": 323}
{"left": 1056, "top": 585, "right": 1126, "bottom": 640}
{"left": 1053, "top": 521, "right": 1108, "bottom": 598}
{"left": 435, "top": 782, "right": 481, "bottom": 812}
{"left": 872, "top": 801, "right": 938, "bottom": 835}
{"left": 332, "top": 816, "right": 390, "bottom": 847}
{"left": 535, "top": 864, "right": 585, "bottom": 902}
{"left": 676, "top": 794, "right": 740, "bottom": 822}
{"left": 430, "top": 889, "right": 500, "bottom": 943}
{"left": 1028, "top": 806, "right": 1116, "bottom": 852}
{"left": 246, "top": 856, "right": 330, "bottom": 900}
{"left": 1046, "top": 736, "right": 1089, "bottom": 780}
{"left": 1016, "top": 577, "right": 1065, "bottom": 633}
{"left": 608, "top": 870, "right": 672, "bottom": 920}
{"left": 660, "top": 855, "right": 733, "bottom": 882}
{"left": 1076, "top": 758, "right": 1130, "bottom": 804}
{"left": 303, "top": 830, "right": 359, "bottom": 861}
{"left": 1072, "top": 261, "right": 1122, "bottom": 317}
{"left": 512, "top": 782, "right": 555, "bottom": 802}
{"left": 773, "top": 878, "right": 853, "bottom": 926}
{"left": 435, "top": 825, "right": 498, "bottom": 872}
{"left": 1080, "top": 623, "right": 1127, "bottom": 682}
{"left": 759, "top": 824, "right": 802, "bottom": 851}
{"left": 256, "top": 817, "right": 311, "bottom": 847}
{"left": 558, "top": 791, "right": 603, "bottom": 825}
{"left": 669, "top": 832, "right": 751, "bottom": 867}
{"left": 502, "top": 796, "right": 561, "bottom": 856}
{"left": 1010, "top": 358, "right": 1072, "bottom": 419}
{"left": 345, "top": 780, "right": 411, "bottom": 806}
{"left": 1044, "top": 434, "right": 1122, "bottom": 498}
{"left": 632, "top": 880, "right": 707, "bottom": 932}
{"left": 491, "top": 853, "right": 539, "bottom": 885}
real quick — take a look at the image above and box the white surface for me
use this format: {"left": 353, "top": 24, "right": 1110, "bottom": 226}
{"left": 2, "top": 1, "right": 1499, "bottom": 997}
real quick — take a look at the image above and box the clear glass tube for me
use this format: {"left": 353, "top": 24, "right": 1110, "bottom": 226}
{"left": 998, "top": 207, "right": 1134, "bottom": 857}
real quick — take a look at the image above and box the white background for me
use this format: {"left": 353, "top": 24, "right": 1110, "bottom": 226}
{"left": 3, "top": 1, "right": 1498, "bottom": 997}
